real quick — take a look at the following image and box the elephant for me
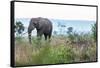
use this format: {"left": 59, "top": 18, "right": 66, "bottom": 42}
{"left": 28, "top": 17, "right": 53, "bottom": 44}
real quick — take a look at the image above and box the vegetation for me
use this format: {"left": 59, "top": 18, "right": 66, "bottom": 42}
{"left": 15, "top": 23, "right": 97, "bottom": 66}
{"left": 15, "top": 21, "right": 25, "bottom": 37}
{"left": 15, "top": 21, "right": 25, "bottom": 41}
{"left": 15, "top": 35, "right": 97, "bottom": 66}
{"left": 91, "top": 23, "right": 96, "bottom": 41}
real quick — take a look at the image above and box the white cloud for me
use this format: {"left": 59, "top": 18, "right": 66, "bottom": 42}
{"left": 15, "top": 2, "right": 96, "bottom": 21}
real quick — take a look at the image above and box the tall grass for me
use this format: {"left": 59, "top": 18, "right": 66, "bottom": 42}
{"left": 15, "top": 34, "right": 97, "bottom": 66}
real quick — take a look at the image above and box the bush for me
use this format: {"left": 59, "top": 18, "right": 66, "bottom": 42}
{"left": 15, "top": 35, "right": 97, "bottom": 66}
{"left": 91, "top": 23, "right": 96, "bottom": 41}
{"left": 30, "top": 44, "right": 75, "bottom": 65}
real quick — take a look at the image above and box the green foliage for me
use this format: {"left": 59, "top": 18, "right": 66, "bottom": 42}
{"left": 91, "top": 23, "right": 96, "bottom": 41}
{"left": 34, "top": 45, "right": 75, "bottom": 64}
{"left": 47, "top": 45, "right": 75, "bottom": 64}
{"left": 67, "top": 31, "right": 93, "bottom": 43}
{"left": 15, "top": 34, "right": 97, "bottom": 66}
{"left": 67, "top": 32, "right": 76, "bottom": 41}
{"left": 15, "top": 36, "right": 23, "bottom": 42}
{"left": 67, "top": 27, "right": 73, "bottom": 34}
{"left": 14, "top": 21, "right": 97, "bottom": 66}
{"left": 53, "top": 31, "right": 57, "bottom": 35}
{"left": 15, "top": 21, "right": 25, "bottom": 36}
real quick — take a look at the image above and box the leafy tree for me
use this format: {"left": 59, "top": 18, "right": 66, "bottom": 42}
{"left": 91, "top": 23, "right": 96, "bottom": 41}
{"left": 58, "top": 22, "right": 66, "bottom": 35}
{"left": 67, "top": 27, "right": 73, "bottom": 34}
{"left": 67, "top": 27, "right": 74, "bottom": 41}
{"left": 53, "top": 31, "right": 57, "bottom": 35}
{"left": 15, "top": 21, "right": 25, "bottom": 37}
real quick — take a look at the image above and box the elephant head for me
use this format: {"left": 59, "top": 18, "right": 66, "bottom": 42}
{"left": 28, "top": 18, "right": 40, "bottom": 44}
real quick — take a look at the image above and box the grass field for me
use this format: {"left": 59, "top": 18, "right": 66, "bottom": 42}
{"left": 15, "top": 34, "right": 97, "bottom": 66}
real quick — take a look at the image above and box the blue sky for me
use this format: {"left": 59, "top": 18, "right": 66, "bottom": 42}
{"left": 15, "top": 18, "right": 95, "bottom": 36}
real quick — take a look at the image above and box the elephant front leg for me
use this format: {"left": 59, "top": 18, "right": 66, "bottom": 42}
{"left": 37, "top": 32, "right": 42, "bottom": 40}
{"left": 36, "top": 31, "right": 43, "bottom": 47}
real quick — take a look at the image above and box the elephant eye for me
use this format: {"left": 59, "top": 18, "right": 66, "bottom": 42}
{"left": 34, "top": 23, "right": 36, "bottom": 25}
{"left": 33, "top": 22, "right": 37, "bottom": 26}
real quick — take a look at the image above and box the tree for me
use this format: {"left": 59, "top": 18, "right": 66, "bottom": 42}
{"left": 53, "top": 31, "right": 57, "bottom": 35}
{"left": 91, "top": 23, "right": 96, "bottom": 41}
{"left": 67, "top": 27, "right": 73, "bottom": 34}
{"left": 15, "top": 21, "right": 25, "bottom": 37}
{"left": 58, "top": 22, "right": 66, "bottom": 35}
{"left": 67, "top": 27, "right": 74, "bottom": 41}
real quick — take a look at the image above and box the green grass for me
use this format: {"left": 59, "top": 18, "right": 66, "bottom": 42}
{"left": 15, "top": 35, "right": 97, "bottom": 66}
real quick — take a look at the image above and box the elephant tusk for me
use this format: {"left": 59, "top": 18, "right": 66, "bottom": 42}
{"left": 22, "top": 32, "right": 28, "bottom": 35}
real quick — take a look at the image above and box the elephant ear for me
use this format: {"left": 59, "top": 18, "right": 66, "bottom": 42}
{"left": 31, "top": 18, "right": 37, "bottom": 25}
{"left": 31, "top": 18, "right": 39, "bottom": 29}
{"left": 36, "top": 17, "right": 43, "bottom": 30}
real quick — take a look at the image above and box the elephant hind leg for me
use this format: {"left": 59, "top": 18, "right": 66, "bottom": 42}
{"left": 48, "top": 34, "right": 52, "bottom": 43}
{"left": 44, "top": 34, "right": 47, "bottom": 40}
{"left": 48, "top": 34, "right": 51, "bottom": 39}
{"left": 44, "top": 33, "right": 51, "bottom": 41}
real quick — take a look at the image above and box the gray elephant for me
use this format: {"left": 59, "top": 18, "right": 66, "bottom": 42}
{"left": 28, "top": 17, "right": 53, "bottom": 44}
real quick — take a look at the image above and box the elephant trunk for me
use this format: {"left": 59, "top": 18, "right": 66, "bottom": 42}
{"left": 28, "top": 33, "right": 31, "bottom": 44}
{"left": 28, "top": 28, "right": 32, "bottom": 44}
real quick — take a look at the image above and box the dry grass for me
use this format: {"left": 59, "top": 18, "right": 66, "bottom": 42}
{"left": 15, "top": 36, "right": 97, "bottom": 66}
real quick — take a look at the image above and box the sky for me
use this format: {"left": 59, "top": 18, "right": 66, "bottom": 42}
{"left": 15, "top": 18, "right": 95, "bottom": 36}
{"left": 14, "top": 2, "right": 96, "bottom": 36}
{"left": 15, "top": 2, "right": 96, "bottom": 21}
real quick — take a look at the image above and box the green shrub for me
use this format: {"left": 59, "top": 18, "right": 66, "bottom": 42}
{"left": 15, "top": 35, "right": 97, "bottom": 66}
{"left": 91, "top": 23, "right": 96, "bottom": 41}
{"left": 30, "top": 44, "right": 75, "bottom": 65}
